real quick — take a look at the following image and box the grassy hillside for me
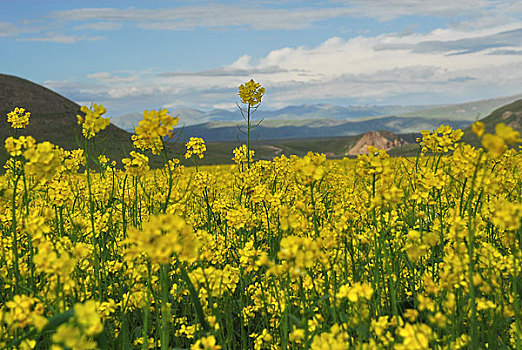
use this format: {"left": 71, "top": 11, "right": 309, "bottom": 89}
{"left": 399, "top": 94, "right": 522, "bottom": 121}
{"left": 461, "top": 99, "right": 522, "bottom": 147}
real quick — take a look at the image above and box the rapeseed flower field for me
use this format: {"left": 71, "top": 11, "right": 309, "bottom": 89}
{"left": 1, "top": 82, "right": 521, "bottom": 349}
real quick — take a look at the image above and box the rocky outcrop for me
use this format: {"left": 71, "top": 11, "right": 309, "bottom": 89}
{"left": 347, "top": 130, "right": 408, "bottom": 155}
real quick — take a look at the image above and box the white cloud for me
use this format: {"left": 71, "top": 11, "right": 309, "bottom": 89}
{"left": 251, "top": 26, "right": 522, "bottom": 81}
{"left": 0, "top": 21, "right": 46, "bottom": 37}
{"left": 49, "top": 5, "right": 360, "bottom": 31}
{"left": 18, "top": 35, "right": 105, "bottom": 43}
{"left": 87, "top": 72, "right": 138, "bottom": 83}
{"left": 6, "top": 1, "right": 521, "bottom": 50}
{"left": 107, "top": 86, "right": 155, "bottom": 99}
{"left": 48, "top": 1, "right": 522, "bottom": 31}
{"left": 74, "top": 21, "right": 122, "bottom": 31}
{"left": 229, "top": 55, "right": 253, "bottom": 70}
{"left": 0, "top": 22, "right": 20, "bottom": 37}
{"left": 333, "top": 0, "right": 506, "bottom": 21}
{"left": 211, "top": 102, "right": 237, "bottom": 110}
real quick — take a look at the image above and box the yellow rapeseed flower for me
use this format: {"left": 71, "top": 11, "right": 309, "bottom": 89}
{"left": 124, "top": 213, "right": 199, "bottom": 265}
{"left": 238, "top": 79, "right": 265, "bottom": 106}
{"left": 495, "top": 122, "right": 522, "bottom": 144}
{"left": 471, "top": 121, "right": 485, "bottom": 137}
{"left": 5, "top": 135, "right": 36, "bottom": 157}
{"left": 185, "top": 137, "right": 206, "bottom": 159}
{"left": 23, "top": 141, "right": 62, "bottom": 183}
{"left": 121, "top": 151, "right": 150, "bottom": 176}
{"left": 77, "top": 103, "right": 110, "bottom": 139}
{"left": 132, "top": 108, "right": 178, "bottom": 155}
{"left": 191, "top": 335, "right": 222, "bottom": 350}
{"left": 7, "top": 107, "right": 30, "bottom": 129}
{"left": 482, "top": 133, "right": 506, "bottom": 157}
{"left": 74, "top": 300, "right": 103, "bottom": 336}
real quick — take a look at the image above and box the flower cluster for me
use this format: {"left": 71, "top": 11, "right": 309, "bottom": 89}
{"left": 1, "top": 294, "right": 47, "bottom": 332}
{"left": 232, "top": 144, "right": 254, "bottom": 164}
{"left": 189, "top": 265, "right": 240, "bottom": 298}
{"left": 132, "top": 109, "right": 179, "bottom": 155}
{"left": 417, "top": 124, "right": 464, "bottom": 153}
{"left": 4, "top": 135, "right": 36, "bottom": 157}
{"left": 238, "top": 79, "right": 265, "bottom": 106}
{"left": 7, "top": 107, "right": 30, "bottom": 129}
{"left": 124, "top": 213, "right": 199, "bottom": 265}
{"left": 76, "top": 103, "right": 110, "bottom": 139}
{"left": 24, "top": 141, "right": 62, "bottom": 182}
{"left": 336, "top": 282, "right": 374, "bottom": 303}
{"left": 293, "top": 152, "right": 326, "bottom": 185}
{"left": 480, "top": 122, "right": 522, "bottom": 157}
{"left": 121, "top": 150, "right": 149, "bottom": 176}
{"left": 52, "top": 300, "right": 103, "bottom": 350}
{"left": 185, "top": 137, "right": 206, "bottom": 159}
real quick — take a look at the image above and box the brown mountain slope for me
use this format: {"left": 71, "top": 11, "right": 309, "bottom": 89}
{"left": 0, "top": 74, "right": 137, "bottom": 164}
{"left": 0, "top": 74, "right": 190, "bottom": 169}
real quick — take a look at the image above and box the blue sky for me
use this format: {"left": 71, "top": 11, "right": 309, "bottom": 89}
{"left": 2, "top": 0, "right": 522, "bottom": 124}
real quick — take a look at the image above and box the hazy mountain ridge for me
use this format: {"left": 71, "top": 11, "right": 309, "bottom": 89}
{"left": 111, "top": 104, "right": 429, "bottom": 131}
{"left": 400, "top": 95, "right": 522, "bottom": 121}
{"left": 173, "top": 116, "right": 472, "bottom": 142}
{"left": 461, "top": 99, "right": 522, "bottom": 147}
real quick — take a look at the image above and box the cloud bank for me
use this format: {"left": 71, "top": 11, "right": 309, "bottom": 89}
{"left": 43, "top": 20, "right": 522, "bottom": 119}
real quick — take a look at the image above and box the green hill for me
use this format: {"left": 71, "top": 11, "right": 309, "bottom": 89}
{"left": 461, "top": 99, "right": 522, "bottom": 147}
{"left": 399, "top": 94, "right": 522, "bottom": 121}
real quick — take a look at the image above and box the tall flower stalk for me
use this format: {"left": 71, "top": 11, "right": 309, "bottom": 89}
{"left": 5, "top": 108, "right": 32, "bottom": 294}
{"left": 77, "top": 103, "right": 110, "bottom": 299}
{"left": 237, "top": 79, "right": 265, "bottom": 169}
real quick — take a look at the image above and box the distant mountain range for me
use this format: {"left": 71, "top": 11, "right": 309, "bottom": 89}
{"left": 110, "top": 104, "right": 428, "bottom": 131}
{"left": 111, "top": 94, "right": 522, "bottom": 142}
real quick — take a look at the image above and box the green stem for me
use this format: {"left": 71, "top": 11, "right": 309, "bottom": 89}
{"left": 11, "top": 172, "right": 22, "bottom": 294}
{"left": 179, "top": 265, "right": 210, "bottom": 332}
{"left": 142, "top": 262, "right": 152, "bottom": 350}
{"left": 247, "top": 104, "right": 251, "bottom": 169}
{"left": 466, "top": 150, "right": 484, "bottom": 349}
{"left": 160, "top": 264, "right": 170, "bottom": 350}
{"left": 161, "top": 141, "right": 174, "bottom": 213}
{"left": 84, "top": 138, "right": 101, "bottom": 300}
